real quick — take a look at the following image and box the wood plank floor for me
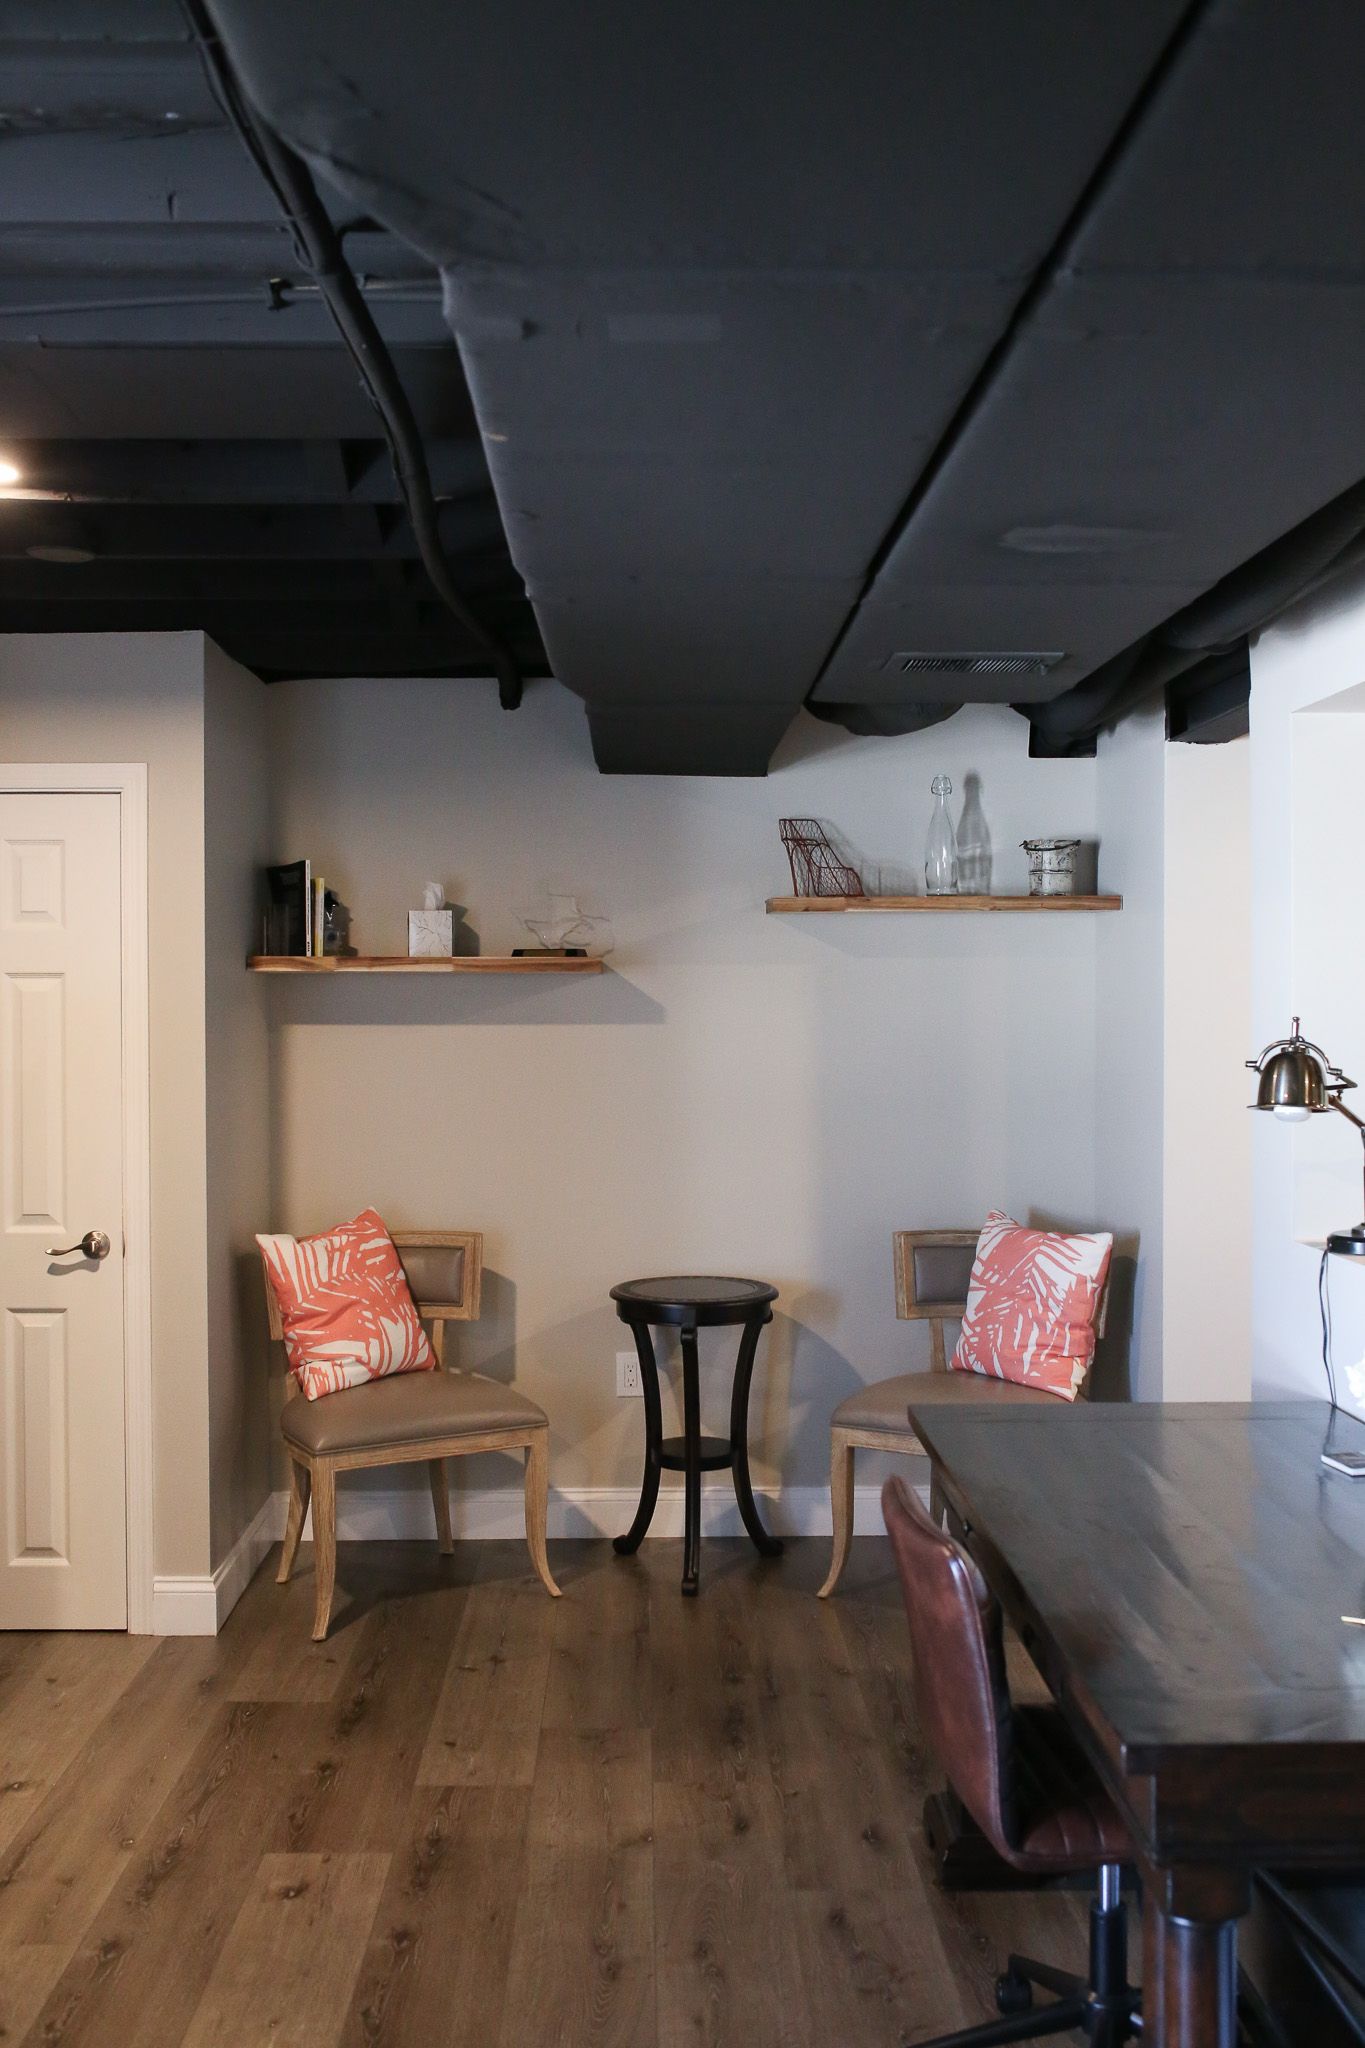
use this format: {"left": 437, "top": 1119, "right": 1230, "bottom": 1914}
{"left": 0, "top": 1537, "right": 1094, "bottom": 2047}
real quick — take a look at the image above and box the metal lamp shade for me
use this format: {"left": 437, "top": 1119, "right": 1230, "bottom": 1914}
{"left": 1247, "top": 1017, "right": 1356, "bottom": 1112}
{"left": 1252, "top": 1044, "right": 1333, "bottom": 1113}
{"left": 1246, "top": 1019, "right": 1365, "bottom": 1261}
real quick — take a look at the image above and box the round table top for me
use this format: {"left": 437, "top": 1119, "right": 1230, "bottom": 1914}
{"left": 610, "top": 1274, "right": 778, "bottom": 1323}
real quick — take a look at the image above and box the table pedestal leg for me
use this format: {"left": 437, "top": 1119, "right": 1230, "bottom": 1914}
{"left": 1142, "top": 1887, "right": 1166, "bottom": 2045}
{"left": 1144, "top": 1862, "right": 1245, "bottom": 2048}
{"left": 613, "top": 1322, "right": 663, "bottom": 1555}
{"left": 730, "top": 1311, "right": 782, "bottom": 1557}
{"left": 1160, "top": 1913, "right": 1237, "bottom": 2048}
{"left": 680, "top": 1325, "right": 702, "bottom": 1594}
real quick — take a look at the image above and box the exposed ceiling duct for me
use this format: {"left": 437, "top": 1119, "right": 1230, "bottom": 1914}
{"left": 1026, "top": 474, "right": 1365, "bottom": 754}
{"left": 195, "top": 0, "right": 1365, "bottom": 774}
{"left": 181, "top": 0, "right": 525, "bottom": 709}
{"left": 5, "top": 4, "right": 1365, "bottom": 771}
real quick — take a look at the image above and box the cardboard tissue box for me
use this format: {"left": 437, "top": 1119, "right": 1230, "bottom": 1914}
{"left": 408, "top": 882, "right": 454, "bottom": 956}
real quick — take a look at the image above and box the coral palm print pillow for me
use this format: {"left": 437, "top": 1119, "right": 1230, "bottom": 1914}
{"left": 951, "top": 1212, "right": 1112, "bottom": 1401}
{"left": 257, "top": 1208, "right": 434, "bottom": 1400}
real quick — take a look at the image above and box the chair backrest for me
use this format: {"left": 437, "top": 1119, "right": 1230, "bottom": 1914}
{"left": 261, "top": 1228, "right": 483, "bottom": 1366}
{"left": 893, "top": 1226, "right": 1108, "bottom": 1389}
{"left": 881, "top": 1474, "right": 1018, "bottom": 1860}
{"left": 892, "top": 1229, "right": 980, "bottom": 1372}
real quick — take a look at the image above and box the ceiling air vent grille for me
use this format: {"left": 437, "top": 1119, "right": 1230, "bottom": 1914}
{"left": 884, "top": 650, "right": 1066, "bottom": 677}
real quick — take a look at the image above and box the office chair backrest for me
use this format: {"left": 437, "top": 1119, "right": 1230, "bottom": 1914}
{"left": 882, "top": 1473, "right": 1017, "bottom": 1858}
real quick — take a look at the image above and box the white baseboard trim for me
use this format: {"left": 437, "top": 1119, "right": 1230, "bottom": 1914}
{"left": 151, "top": 1493, "right": 276, "bottom": 1637}
{"left": 266, "top": 1479, "right": 898, "bottom": 1545}
{"left": 151, "top": 1482, "right": 910, "bottom": 1636}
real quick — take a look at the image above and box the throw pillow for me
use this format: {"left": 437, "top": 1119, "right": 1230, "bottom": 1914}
{"left": 951, "top": 1211, "right": 1112, "bottom": 1401}
{"left": 258, "top": 1207, "right": 434, "bottom": 1400}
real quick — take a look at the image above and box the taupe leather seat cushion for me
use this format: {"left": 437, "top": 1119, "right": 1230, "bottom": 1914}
{"left": 1011, "top": 1705, "right": 1131, "bottom": 1872}
{"left": 282, "top": 1369, "right": 546, "bottom": 1457}
{"left": 833, "top": 1368, "right": 1068, "bottom": 1434}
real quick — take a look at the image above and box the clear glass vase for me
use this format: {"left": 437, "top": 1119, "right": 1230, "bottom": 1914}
{"left": 925, "top": 774, "right": 959, "bottom": 895}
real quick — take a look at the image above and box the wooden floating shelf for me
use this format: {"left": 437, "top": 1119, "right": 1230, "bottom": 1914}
{"left": 247, "top": 954, "right": 605, "bottom": 975}
{"left": 766, "top": 894, "right": 1122, "bottom": 914}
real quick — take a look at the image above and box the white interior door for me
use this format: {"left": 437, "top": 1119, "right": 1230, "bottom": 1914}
{"left": 0, "top": 792, "right": 126, "bottom": 1628}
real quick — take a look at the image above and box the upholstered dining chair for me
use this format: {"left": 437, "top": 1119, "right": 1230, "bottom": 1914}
{"left": 264, "top": 1229, "right": 560, "bottom": 1639}
{"left": 882, "top": 1475, "right": 1139, "bottom": 2044}
{"left": 818, "top": 1228, "right": 1106, "bottom": 1599}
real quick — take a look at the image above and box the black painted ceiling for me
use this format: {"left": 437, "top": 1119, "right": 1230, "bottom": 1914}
{"left": 6, "top": 2, "right": 1365, "bottom": 770}
{"left": 0, "top": 0, "right": 546, "bottom": 682}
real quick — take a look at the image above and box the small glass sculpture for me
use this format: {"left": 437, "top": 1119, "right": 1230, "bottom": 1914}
{"left": 517, "top": 893, "right": 613, "bottom": 955}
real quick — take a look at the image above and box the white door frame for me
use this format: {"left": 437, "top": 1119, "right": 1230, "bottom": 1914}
{"left": 0, "top": 765, "right": 154, "bottom": 1631}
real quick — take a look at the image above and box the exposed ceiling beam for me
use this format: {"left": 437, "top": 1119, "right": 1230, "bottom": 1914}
{"left": 0, "top": 498, "right": 507, "bottom": 558}
{"left": 0, "top": 437, "right": 491, "bottom": 503}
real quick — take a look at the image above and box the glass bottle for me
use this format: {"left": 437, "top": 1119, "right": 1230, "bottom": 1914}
{"left": 925, "top": 773, "right": 959, "bottom": 895}
{"left": 956, "top": 772, "right": 992, "bottom": 894}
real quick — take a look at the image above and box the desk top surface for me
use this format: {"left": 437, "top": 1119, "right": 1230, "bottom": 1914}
{"left": 907, "top": 1399, "right": 1365, "bottom": 1771}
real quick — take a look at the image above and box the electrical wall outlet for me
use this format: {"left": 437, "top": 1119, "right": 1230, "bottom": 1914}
{"left": 616, "top": 1349, "right": 643, "bottom": 1397}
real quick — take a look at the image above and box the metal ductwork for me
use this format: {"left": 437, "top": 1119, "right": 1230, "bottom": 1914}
{"left": 6, "top": 3, "right": 1365, "bottom": 771}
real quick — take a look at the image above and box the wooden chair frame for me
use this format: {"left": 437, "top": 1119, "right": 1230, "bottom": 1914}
{"left": 264, "top": 1229, "right": 559, "bottom": 1638}
{"left": 818, "top": 1228, "right": 1107, "bottom": 1598}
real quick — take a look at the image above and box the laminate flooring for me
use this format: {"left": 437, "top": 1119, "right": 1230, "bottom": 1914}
{"left": 0, "top": 1537, "right": 1094, "bottom": 2046}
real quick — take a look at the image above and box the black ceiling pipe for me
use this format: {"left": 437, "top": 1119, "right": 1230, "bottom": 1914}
{"left": 182, "top": 0, "right": 524, "bottom": 710}
{"left": 1166, "top": 644, "right": 1251, "bottom": 744}
{"left": 1023, "top": 475, "right": 1365, "bottom": 756}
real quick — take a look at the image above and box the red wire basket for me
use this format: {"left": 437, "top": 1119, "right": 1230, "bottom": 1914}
{"left": 779, "top": 818, "right": 865, "bottom": 897}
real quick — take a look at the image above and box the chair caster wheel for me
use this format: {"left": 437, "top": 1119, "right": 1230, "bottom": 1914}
{"left": 995, "top": 1971, "right": 1033, "bottom": 2016}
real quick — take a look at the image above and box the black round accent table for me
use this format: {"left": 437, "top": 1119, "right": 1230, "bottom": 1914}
{"left": 610, "top": 1275, "right": 782, "bottom": 1596}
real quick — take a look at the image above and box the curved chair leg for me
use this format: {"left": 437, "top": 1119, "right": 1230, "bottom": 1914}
{"left": 523, "top": 1432, "right": 561, "bottom": 1597}
{"left": 428, "top": 1458, "right": 454, "bottom": 1554}
{"left": 310, "top": 1459, "right": 337, "bottom": 1642}
{"left": 817, "top": 1432, "right": 855, "bottom": 1598}
{"left": 278, "top": 1454, "right": 311, "bottom": 1584}
{"left": 929, "top": 1468, "right": 947, "bottom": 1528}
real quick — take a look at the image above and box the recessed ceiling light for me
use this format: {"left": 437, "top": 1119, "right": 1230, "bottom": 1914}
{"left": 26, "top": 543, "right": 96, "bottom": 564}
{"left": 0, "top": 458, "right": 21, "bottom": 487}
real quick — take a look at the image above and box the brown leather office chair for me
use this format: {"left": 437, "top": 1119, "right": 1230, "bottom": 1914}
{"left": 266, "top": 1230, "right": 560, "bottom": 1640}
{"left": 819, "top": 1230, "right": 1107, "bottom": 1598}
{"left": 882, "top": 1475, "right": 1139, "bottom": 2046}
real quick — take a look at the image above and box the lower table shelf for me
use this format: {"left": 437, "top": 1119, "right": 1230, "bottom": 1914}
{"left": 657, "top": 1435, "right": 735, "bottom": 1473}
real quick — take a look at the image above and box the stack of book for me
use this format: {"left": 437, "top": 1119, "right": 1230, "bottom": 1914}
{"left": 264, "top": 860, "right": 329, "bottom": 958}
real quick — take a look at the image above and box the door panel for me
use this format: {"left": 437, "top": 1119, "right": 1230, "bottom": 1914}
{"left": 7, "top": 1307, "right": 69, "bottom": 1561}
{"left": 0, "top": 792, "right": 125, "bottom": 1628}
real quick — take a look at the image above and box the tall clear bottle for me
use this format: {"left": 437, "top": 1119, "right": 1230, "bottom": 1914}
{"left": 924, "top": 773, "right": 959, "bottom": 895}
{"left": 956, "top": 772, "right": 992, "bottom": 894}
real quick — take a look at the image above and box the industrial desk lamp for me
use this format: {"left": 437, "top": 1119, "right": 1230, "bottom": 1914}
{"left": 1247, "top": 1017, "right": 1365, "bottom": 1258}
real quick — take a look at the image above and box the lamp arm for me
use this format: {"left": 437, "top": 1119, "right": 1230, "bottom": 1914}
{"left": 1330, "top": 1094, "right": 1365, "bottom": 1135}
{"left": 1331, "top": 1096, "right": 1365, "bottom": 1227}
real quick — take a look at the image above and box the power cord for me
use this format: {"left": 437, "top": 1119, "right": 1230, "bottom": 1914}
{"left": 1319, "top": 1246, "right": 1340, "bottom": 1410}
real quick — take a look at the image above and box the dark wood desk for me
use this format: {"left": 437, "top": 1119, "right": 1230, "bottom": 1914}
{"left": 907, "top": 1399, "right": 1365, "bottom": 2048}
